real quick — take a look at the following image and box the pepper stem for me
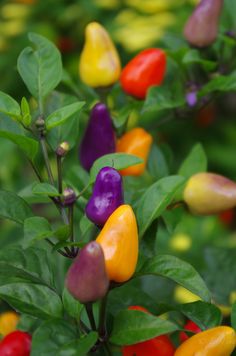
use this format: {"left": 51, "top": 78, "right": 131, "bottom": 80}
{"left": 98, "top": 295, "right": 108, "bottom": 339}
{"left": 85, "top": 303, "right": 97, "bottom": 331}
{"left": 57, "top": 155, "right": 63, "bottom": 194}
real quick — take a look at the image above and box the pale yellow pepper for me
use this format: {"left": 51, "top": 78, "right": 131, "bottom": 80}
{"left": 96, "top": 204, "right": 138, "bottom": 283}
{"left": 0, "top": 311, "right": 20, "bottom": 337}
{"left": 79, "top": 22, "right": 121, "bottom": 88}
{"left": 175, "top": 326, "right": 236, "bottom": 356}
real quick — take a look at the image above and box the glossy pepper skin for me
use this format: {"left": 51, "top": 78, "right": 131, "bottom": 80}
{"left": 120, "top": 48, "right": 166, "bottom": 99}
{"left": 183, "top": 0, "right": 223, "bottom": 48}
{"left": 65, "top": 241, "right": 109, "bottom": 303}
{"left": 122, "top": 306, "right": 175, "bottom": 356}
{"left": 116, "top": 127, "right": 153, "bottom": 176}
{"left": 0, "top": 312, "right": 19, "bottom": 337}
{"left": 80, "top": 103, "right": 116, "bottom": 171}
{"left": 179, "top": 320, "right": 201, "bottom": 343}
{"left": 0, "top": 330, "right": 31, "bottom": 356}
{"left": 174, "top": 326, "right": 236, "bottom": 356}
{"left": 79, "top": 22, "right": 121, "bottom": 88}
{"left": 86, "top": 167, "right": 124, "bottom": 226}
{"left": 183, "top": 172, "right": 236, "bottom": 215}
{"left": 96, "top": 205, "right": 138, "bottom": 283}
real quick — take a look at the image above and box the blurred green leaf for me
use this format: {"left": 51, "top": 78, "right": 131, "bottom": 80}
{"left": 178, "top": 143, "right": 207, "bottom": 178}
{"left": 199, "top": 71, "right": 236, "bottom": 96}
{"left": 0, "top": 131, "right": 38, "bottom": 161}
{"left": 0, "top": 91, "right": 21, "bottom": 120}
{"left": 32, "top": 183, "right": 60, "bottom": 197}
{"left": 62, "top": 288, "right": 83, "bottom": 319}
{"left": 58, "top": 332, "right": 98, "bottom": 356}
{"left": 0, "top": 190, "right": 33, "bottom": 224}
{"left": 23, "top": 217, "right": 52, "bottom": 248}
{"left": 147, "top": 144, "right": 169, "bottom": 180}
{"left": 46, "top": 102, "right": 85, "bottom": 131}
{"left": 231, "top": 302, "right": 236, "bottom": 330}
{"left": 21, "top": 97, "right": 32, "bottom": 127}
{"left": 183, "top": 50, "right": 217, "bottom": 71}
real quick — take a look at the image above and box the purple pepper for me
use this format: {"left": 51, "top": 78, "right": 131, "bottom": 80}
{"left": 79, "top": 102, "right": 116, "bottom": 171}
{"left": 85, "top": 166, "right": 124, "bottom": 226}
{"left": 65, "top": 241, "right": 109, "bottom": 303}
{"left": 186, "top": 91, "right": 197, "bottom": 107}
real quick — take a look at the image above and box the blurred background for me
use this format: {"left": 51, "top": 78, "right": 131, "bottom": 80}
{"left": 1, "top": 0, "right": 236, "bottom": 319}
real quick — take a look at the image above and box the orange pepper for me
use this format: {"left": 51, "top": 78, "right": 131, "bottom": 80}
{"left": 96, "top": 205, "right": 138, "bottom": 283}
{"left": 116, "top": 127, "right": 153, "bottom": 176}
{"left": 175, "top": 326, "right": 236, "bottom": 356}
{"left": 0, "top": 312, "right": 20, "bottom": 337}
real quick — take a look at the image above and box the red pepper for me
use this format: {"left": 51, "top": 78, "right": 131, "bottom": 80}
{"left": 179, "top": 320, "right": 202, "bottom": 343}
{"left": 120, "top": 48, "right": 166, "bottom": 100}
{"left": 122, "top": 306, "right": 175, "bottom": 356}
{"left": 0, "top": 330, "right": 31, "bottom": 356}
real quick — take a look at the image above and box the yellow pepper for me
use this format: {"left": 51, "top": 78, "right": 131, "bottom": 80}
{"left": 116, "top": 127, "right": 153, "bottom": 176}
{"left": 183, "top": 172, "right": 236, "bottom": 215}
{"left": 175, "top": 326, "right": 236, "bottom": 356}
{"left": 0, "top": 311, "right": 20, "bottom": 337}
{"left": 96, "top": 204, "right": 138, "bottom": 283}
{"left": 79, "top": 22, "right": 121, "bottom": 88}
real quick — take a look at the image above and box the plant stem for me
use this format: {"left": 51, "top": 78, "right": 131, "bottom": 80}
{"left": 57, "top": 155, "right": 63, "bottom": 194}
{"left": 76, "top": 183, "right": 91, "bottom": 200}
{"left": 85, "top": 303, "right": 96, "bottom": 331}
{"left": 45, "top": 238, "right": 73, "bottom": 258}
{"left": 40, "top": 134, "right": 54, "bottom": 185}
{"left": 104, "top": 342, "right": 112, "bottom": 356}
{"left": 68, "top": 205, "right": 75, "bottom": 255}
{"left": 29, "top": 160, "right": 43, "bottom": 182}
{"left": 98, "top": 295, "right": 108, "bottom": 338}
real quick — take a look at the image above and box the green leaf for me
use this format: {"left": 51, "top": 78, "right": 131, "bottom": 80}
{"left": 0, "top": 91, "right": 21, "bottom": 120}
{"left": 46, "top": 101, "right": 85, "bottom": 131}
{"left": 178, "top": 301, "right": 222, "bottom": 330}
{"left": 54, "top": 224, "right": 70, "bottom": 241}
{"left": 90, "top": 153, "right": 143, "bottom": 183}
{"left": 0, "top": 246, "right": 54, "bottom": 287}
{"left": 0, "top": 131, "right": 38, "bottom": 161}
{"left": 17, "top": 33, "right": 63, "bottom": 99}
{"left": 0, "top": 283, "right": 63, "bottom": 319}
{"left": 31, "top": 320, "right": 76, "bottom": 356}
{"left": 138, "top": 255, "right": 211, "bottom": 302}
{"left": 62, "top": 288, "right": 83, "bottom": 319}
{"left": 136, "top": 176, "right": 186, "bottom": 238}
{"left": 23, "top": 217, "right": 52, "bottom": 248}
{"left": 147, "top": 144, "right": 169, "bottom": 180}
{"left": 21, "top": 97, "right": 32, "bottom": 127}
{"left": 183, "top": 50, "right": 217, "bottom": 71}
{"left": 231, "top": 302, "right": 236, "bottom": 330}
{"left": 58, "top": 332, "right": 98, "bottom": 356}
{"left": 32, "top": 183, "right": 60, "bottom": 197}
{"left": 110, "top": 309, "right": 178, "bottom": 345}
{"left": 0, "top": 190, "right": 33, "bottom": 224}
{"left": 178, "top": 143, "right": 207, "bottom": 178}
{"left": 199, "top": 71, "right": 236, "bottom": 96}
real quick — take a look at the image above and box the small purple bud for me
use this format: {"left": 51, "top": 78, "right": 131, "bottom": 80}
{"left": 184, "top": 0, "right": 223, "bottom": 48}
{"left": 79, "top": 103, "right": 116, "bottom": 171}
{"left": 85, "top": 167, "right": 124, "bottom": 226}
{"left": 65, "top": 241, "right": 109, "bottom": 303}
{"left": 63, "top": 188, "right": 76, "bottom": 206}
{"left": 186, "top": 91, "right": 197, "bottom": 107}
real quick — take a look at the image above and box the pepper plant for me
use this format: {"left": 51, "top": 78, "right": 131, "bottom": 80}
{"left": 1, "top": 0, "right": 236, "bottom": 355}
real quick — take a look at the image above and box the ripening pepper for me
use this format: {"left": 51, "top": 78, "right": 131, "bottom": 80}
{"left": 122, "top": 306, "right": 175, "bottom": 356}
{"left": 0, "top": 330, "right": 31, "bottom": 356}
{"left": 79, "top": 102, "right": 116, "bottom": 171}
{"left": 79, "top": 22, "right": 121, "bottom": 88}
{"left": 174, "top": 326, "right": 236, "bottom": 356}
{"left": 96, "top": 205, "right": 138, "bottom": 283}
{"left": 116, "top": 127, "right": 153, "bottom": 176}
{"left": 120, "top": 48, "right": 166, "bottom": 99}
{"left": 183, "top": 0, "right": 223, "bottom": 48}
{"left": 65, "top": 241, "right": 109, "bottom": 303}
{"left": 179, "top": 320, "right": 201, "bottom": 343}
{"left": 0, "top": 312, "right": 20, "bottom": 337}
{"left": 86, "top": 167, "right": 124, "bottom": 226}
{"left": 183, "top": 172, "right": 236, "bottom": 215}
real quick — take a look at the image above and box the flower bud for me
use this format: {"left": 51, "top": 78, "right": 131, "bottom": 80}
{"left": 65, "top": 241, "right": 109, "bottom": 303}
{"left": 183, "top": 0, "right": 223, "bottom": 48}
{"left": 79, "top": 102, "right": 116, "bottom": 171}
{"left": 79, "top": 22, "right": 121, "bottom": 88}
{"left": 86, "top": 167, "right": 124, "bottom": 226}
{"left": 63, "top": 188, "right": 76, "bottom": 206}
{"left": 56, "top": 141, "right": 69, "bottom": 157}
{"left": 183, "top": 172, "right": 236, "bottom": 215}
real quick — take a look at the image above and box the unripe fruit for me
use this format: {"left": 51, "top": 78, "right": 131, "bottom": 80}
{"left": 65, "top": 241, "right": 109, "bottom": 303}
{"left": 183, "top": 173, "right": 236, "bottom": 215}
{"left": 184, "top": 0, "right": 223, "bottom": 48}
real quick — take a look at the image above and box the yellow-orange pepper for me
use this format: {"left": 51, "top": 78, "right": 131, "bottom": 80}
{"left": 79, "top": 22, "right": 121, "bottom": 88}
{"left": 116, "top": 127, "right": 153, "bottom": 176}
{"left": 0, "top": 311, "right": 20, "bottom": 337}
{"left": 96, "top": 204, "right": 138, "bottom": 282}
{"left": 183, "top": 172, "right": 236, "bottom": 215}
{"left": 174, "top": 326, "right": 236, "bottom": 356}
